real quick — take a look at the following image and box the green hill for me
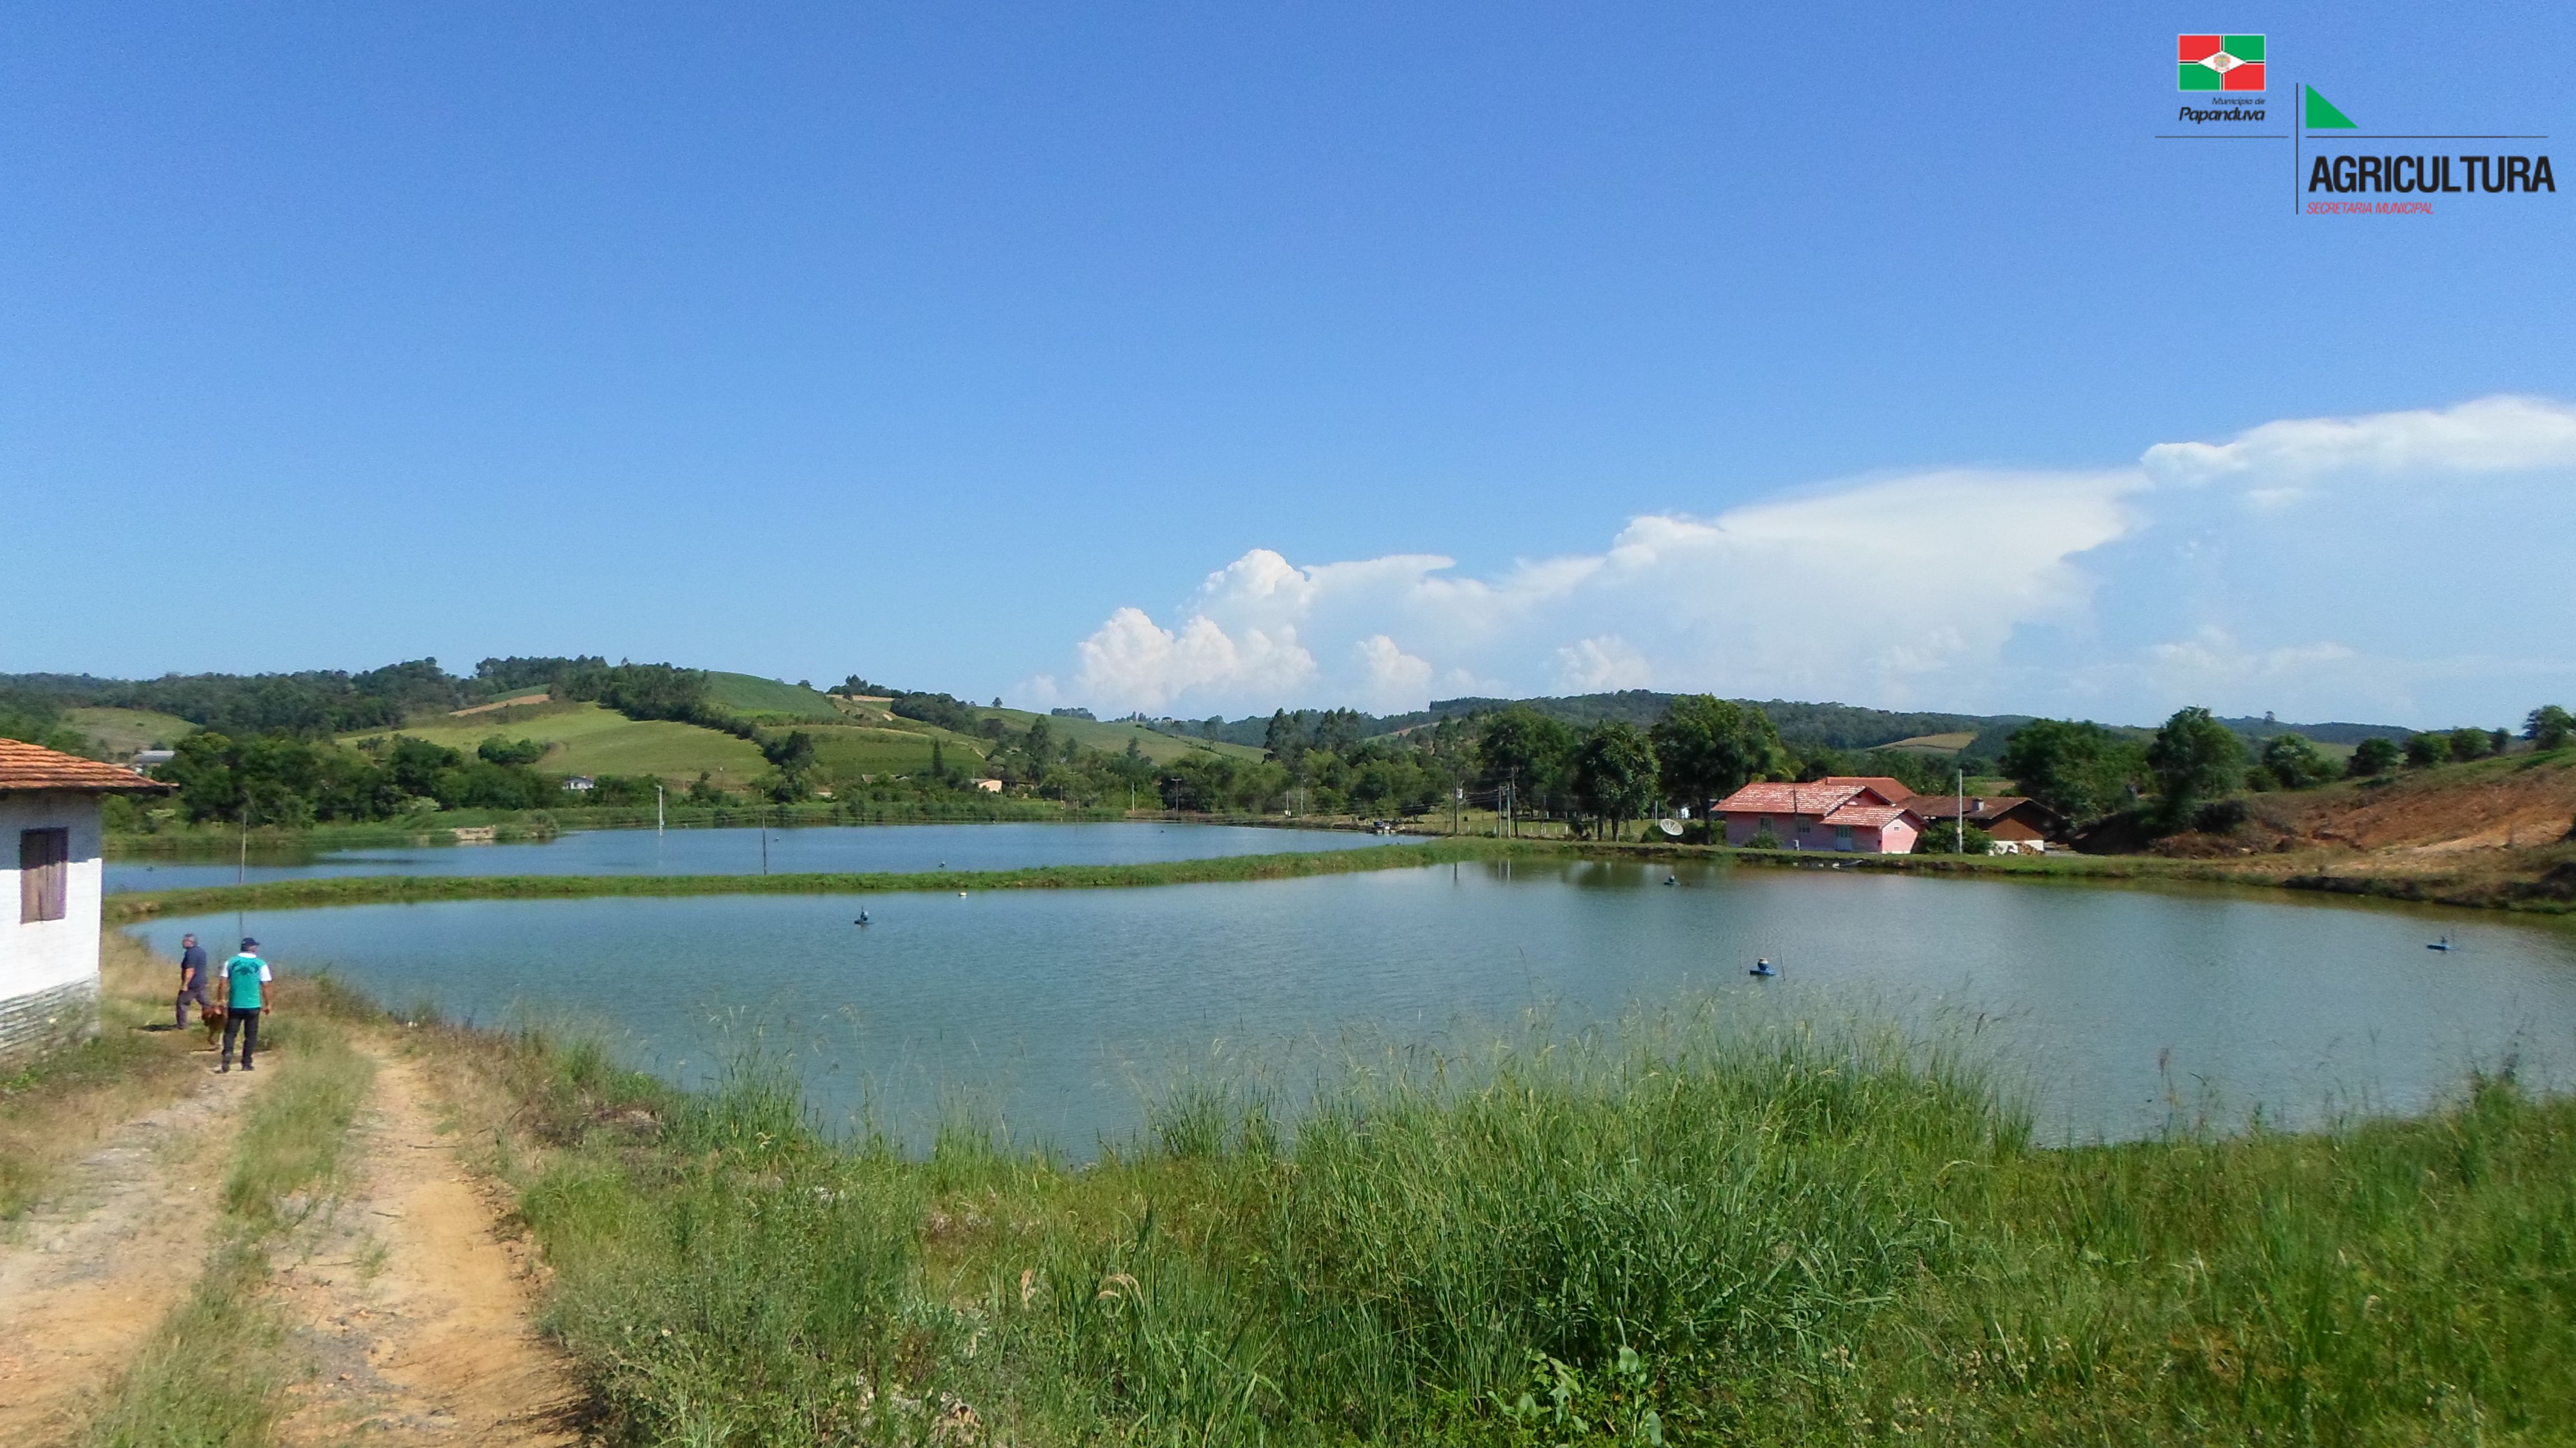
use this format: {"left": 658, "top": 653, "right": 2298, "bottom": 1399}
{"left": 345, "top": 702, "right": 770, "bottom": 788}
{"left": 64, "top": 706, "right": 199, "bottom": 756}
{"left": 805, "top": 723, "right": 988, "bottom": 778}
{"left": 704, "top": 672, "right": 844, "bottom": 722}
{"left": 978, "top": 707, "right": 1264, "bottom": 763}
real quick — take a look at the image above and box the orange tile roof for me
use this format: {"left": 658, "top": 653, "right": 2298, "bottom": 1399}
{"left": 0, "top": 738, "right": 171, "bottom": 792}
{"left": 1714, "top": 781, "right": 1870, "bottom": 815}
{"left": 1820, "top": 802, "right": 1917, "bottom": 828}
{"left": 1817, "top": 775, "right": 1917, "bottom": 802}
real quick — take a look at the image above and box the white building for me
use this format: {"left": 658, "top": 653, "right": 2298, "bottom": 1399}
{"left": 2, "top": 740, "right": 167, "bottom": 1066}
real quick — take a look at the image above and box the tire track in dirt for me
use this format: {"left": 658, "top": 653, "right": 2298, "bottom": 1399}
{"left": 271, "top": 1046, "right": 579, "bottom": 1445}
{"left": 0, "top": 1064, "right": 260, "bottom": 1446}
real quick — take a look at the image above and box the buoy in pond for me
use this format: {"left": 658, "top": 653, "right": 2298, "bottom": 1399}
{"left": 1749, "top": 957, "right": 1777, "bottom": 978}
{"left": 853, "top": 911, "right": 870, "bottom": 926}
{"left": 1664, "top": 874, "right": 1679, "bottom": 887}
{"left": 2427, "top": 936, "right": 2453, "bottom": 951}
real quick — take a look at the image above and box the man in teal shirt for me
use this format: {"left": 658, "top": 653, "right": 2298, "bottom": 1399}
{"left": 219, "top": 937, "right": 272, "bottom": 1072}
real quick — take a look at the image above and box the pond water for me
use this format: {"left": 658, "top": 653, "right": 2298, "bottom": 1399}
{"left": 131, "top": 859, "right": 2576, "bottom": 1153}
{"left": 104, "top": 822, "right": 1405, "bottom": 892}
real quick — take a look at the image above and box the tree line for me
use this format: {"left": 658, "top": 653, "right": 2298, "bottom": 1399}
{"left": 1999, "top": 703, "right": 2576, "bottom": 838}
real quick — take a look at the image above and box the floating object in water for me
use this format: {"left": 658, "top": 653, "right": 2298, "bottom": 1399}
{"left": 959, "top": 890, "right": 968, "bottom": 897}
{"left": 1664, "top": 874, "right": 1679, "bottom": 887}
{"left": 1749, "top": 957, "right": 1777, "bottom": 978}
{"left": 853, "top": 911, "right": 870, "bottom": 927}
{"left": 2427, "top": 936, "right": 2454, "bottom": 951}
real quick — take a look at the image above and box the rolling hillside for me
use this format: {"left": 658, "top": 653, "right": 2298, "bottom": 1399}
{"left": 63, "top": 707, "right": 198, "bottom": 756}
{"left": 346, "top": 701, "right": 770, "bottom": 788}
{"left": 704, "top": 672, "right": 844, "bottom": 722}
{"left": 978, "top": 707, "right": 1265, "bottom": 763}
{"left": 806, "top": 724, "right": 986, "bottom": 778}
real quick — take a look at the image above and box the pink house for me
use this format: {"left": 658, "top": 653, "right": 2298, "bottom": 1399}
{"left": 1713, "top": 780, "right": 1923, "bottom": 854}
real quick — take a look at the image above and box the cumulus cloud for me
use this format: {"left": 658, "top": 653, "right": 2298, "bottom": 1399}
{"left": 1032, "top": 396, "right": 2576, "bottom": 726}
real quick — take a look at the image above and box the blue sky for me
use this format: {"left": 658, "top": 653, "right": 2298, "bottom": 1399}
{"left": 6, "top": 3, "right": 2572, "bottom": 727}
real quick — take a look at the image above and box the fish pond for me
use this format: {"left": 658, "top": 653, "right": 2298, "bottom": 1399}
{"left": 105, "top": 821, "right": 1405, "bottom": 892}
{"left": 134, "top": 856, "right": 2576, "bottom": 1153}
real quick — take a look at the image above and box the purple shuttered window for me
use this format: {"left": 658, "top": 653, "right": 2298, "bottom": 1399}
{"left": 20, "top": 827, "right": 69, "bottom": 923}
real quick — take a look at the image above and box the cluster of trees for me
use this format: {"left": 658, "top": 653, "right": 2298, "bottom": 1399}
{"left": 0, "top": 692, "right": 89, "bottom": 755}
{"left": 148, "top": 731, "right": 563, "bottom": 826}
{"left": 4, "top": 658, "right": 573, "bottom": 740}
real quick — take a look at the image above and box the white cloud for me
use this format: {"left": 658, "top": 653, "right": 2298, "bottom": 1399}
{"left": 2143, "top": 395, "right": 2576, "bottom": 483}
{"left": 1553, "top": 635, "right": 1653, "bottom": 692}
{"left": 1034, "top": 395, "right": 2576, "bottom": 726}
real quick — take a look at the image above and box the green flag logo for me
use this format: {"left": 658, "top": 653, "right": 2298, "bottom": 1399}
{"left": 2304, "top": 85, "right": 2357, "bottom": 129}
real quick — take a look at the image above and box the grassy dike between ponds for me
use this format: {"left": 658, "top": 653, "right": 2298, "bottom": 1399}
{"left": 392, "top": 983, "right": 2576, "bottom": 1447}
{"left": 99, "top": 837, "right": 1541, "bottom": 924}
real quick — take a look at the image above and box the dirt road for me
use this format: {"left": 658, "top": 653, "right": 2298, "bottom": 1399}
{"left": 0, "top": 1066, "right": 257, "bottom": 1445}
{"left": 271, "top": 1046, "right": 579, "bottom": 1445}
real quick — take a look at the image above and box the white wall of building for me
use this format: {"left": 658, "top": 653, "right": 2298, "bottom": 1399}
{"left": 2, "top": 789, "right": 106, "bottom": 1003}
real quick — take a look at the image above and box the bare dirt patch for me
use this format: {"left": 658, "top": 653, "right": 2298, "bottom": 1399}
{"left": 0, "top": 1067, "right": 260, "bottom": 1445}
{"left": 271, "top": 1046, "right": 577, "bottom": 1445}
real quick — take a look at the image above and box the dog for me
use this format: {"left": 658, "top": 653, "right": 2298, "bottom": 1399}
{"left": 199, "top": 1003, "right": 230, "bottom": 1050}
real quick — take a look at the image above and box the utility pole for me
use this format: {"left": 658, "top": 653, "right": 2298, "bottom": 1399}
{"left": 1452, "top": 784, "right": 1461, "bottom": 836}
{"left": 656, "top": 783, "right": 665, "bottom": 837}
{"left": 1956, "top": 768, "right": 1965, "bottom": 854}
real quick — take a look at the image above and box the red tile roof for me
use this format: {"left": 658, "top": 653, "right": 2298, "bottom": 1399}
{"left": 1714, "top": 780, "right": 1915, "bottom": 815}
{"left": 1817, "top": 776, "right": 1917, "bottom": 803}
{"left": 0, "top": 739, "right": 171, "bottom": 792}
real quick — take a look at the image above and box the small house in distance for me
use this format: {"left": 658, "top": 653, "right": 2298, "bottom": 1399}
{"left": 1, "top": 740, "right": 168, "bottom": 1066}
{"left": 561, "top": 775, "right": 597, "bottom": 794}
{"left": 1712, "top": 780, "right": 1923, "bottom": 854}
{"left": 1908, "top": 795, "right": 2064, "bottom": 854}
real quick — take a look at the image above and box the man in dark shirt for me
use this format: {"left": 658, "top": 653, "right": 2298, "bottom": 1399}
{"left": 176, "top": 933, "right": 212, "bottom": 1030}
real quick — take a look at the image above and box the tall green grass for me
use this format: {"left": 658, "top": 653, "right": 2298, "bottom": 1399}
{"left": 488, "top": 996, "right": 2576, "bottom": 1445}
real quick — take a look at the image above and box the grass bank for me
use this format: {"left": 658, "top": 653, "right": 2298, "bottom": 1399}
{"left": 412, "top": 993, "right": 2575, "bottom": 1446}
{"left": 78, "top": 992, "right": 375, "bottom": 1447}
{"left": 1, "top": 935, "right": 207, "bottom": 1218}
{"left": 101, "top": 837, "right": 1526, "bottom": 924}
{"left": 104, "top": 798, "right": 1131, "bottom": 858}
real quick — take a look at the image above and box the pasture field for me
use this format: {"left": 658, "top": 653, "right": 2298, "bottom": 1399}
{"left": 978, "top": 705, "right": 1267, "bottom": 763}
{"left": 63, "top": 706, "right": 198, "bottom": 755}
{"left": 1884, "top": 730, "right": 1977, "bottom": 753}
{"left": 806, "top": 722, "right": 988, "bottom": 778}
{"left": 346, "top": 702, "right": 769, "bottom": 787}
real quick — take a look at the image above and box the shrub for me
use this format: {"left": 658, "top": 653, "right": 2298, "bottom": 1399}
{"left": 2194, "top": 797, "right": 2251, "bottom": 833}
{"left": 2449, "top": 726, "right": 2493, "bottom": 761}
{"left": 2258, "top": 732, "right": 2336, "bottom": 790}
{"left": 1914, "top": 821, "right": 1996, "bottom": 854}
{"left": 2350, "top": 737, "right": 2400, "bottom": 776}
{"left": 2404, "top": 733, "right": 2451, "bottom": 769}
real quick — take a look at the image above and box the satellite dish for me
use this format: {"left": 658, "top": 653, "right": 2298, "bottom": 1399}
{"left": 1658, "top": 818, "right": 1684, "bottom": 837}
